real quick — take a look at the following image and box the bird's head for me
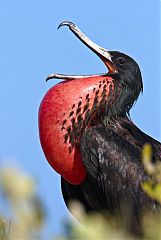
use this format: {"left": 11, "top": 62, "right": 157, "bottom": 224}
{"left": 39, "top": 21, "right": 143, "bottom": 185}
{"left": 107, "top": 51, "right": 143, "bottom": 117}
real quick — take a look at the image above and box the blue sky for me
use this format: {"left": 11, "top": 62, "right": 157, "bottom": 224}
{"left": 0, "top": 0, "right": 160, "bottom": 237}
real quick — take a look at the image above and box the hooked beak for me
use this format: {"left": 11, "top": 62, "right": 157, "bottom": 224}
{"left": 46, "top": 21, "right": 118, "bottom": 81}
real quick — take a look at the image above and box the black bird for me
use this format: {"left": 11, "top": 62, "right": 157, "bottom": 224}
{"left": 39, "top": 21, "right": 161, "bottom": 234}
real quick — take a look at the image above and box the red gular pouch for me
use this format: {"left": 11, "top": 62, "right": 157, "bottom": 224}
{"left": 39, "top": 75, "right": 114, "bottom": 185}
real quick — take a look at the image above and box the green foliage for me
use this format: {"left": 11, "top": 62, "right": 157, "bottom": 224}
{"left": 0, "top": 218, "right": 8, "bottom": 240}
{"left": 0, "top": 167, "right": 45, "bottom": 239}
{"left": 141, "top": 143, "right": 161, "bottom": 203}
{"left": 62, "top": 201, "right": 134, "bottom": 240}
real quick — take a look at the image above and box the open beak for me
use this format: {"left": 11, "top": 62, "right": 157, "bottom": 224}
{"left": 46, "top": 21, "right": 118, "bottom": 81}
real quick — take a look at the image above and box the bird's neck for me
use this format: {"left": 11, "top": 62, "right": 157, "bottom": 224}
{"left": 96, "top": 80, "right": 132, "bottom": 126}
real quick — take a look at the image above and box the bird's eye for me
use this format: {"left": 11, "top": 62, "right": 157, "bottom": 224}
{"left": 117, "top": 57, "right": 126, "bottom": 66}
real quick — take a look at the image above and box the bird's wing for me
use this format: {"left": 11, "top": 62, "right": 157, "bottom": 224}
{"left": 80, "top": 125, "right": 149, "bottom": 211}
{"left": 61, "top": 124, "right": 158, "bottom": 232}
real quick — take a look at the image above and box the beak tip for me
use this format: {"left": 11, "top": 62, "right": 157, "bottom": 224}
{"left": 46, "top": 74, "right": 54, "bottom": 82}
{"left": 46, "top": 74, "right": 64, "bottom": 81}
{"left": 57, "top": 21, "right": 74, "bottom": 30}
{"left": 57, "top": 23, "right": 63, "bottom": 30}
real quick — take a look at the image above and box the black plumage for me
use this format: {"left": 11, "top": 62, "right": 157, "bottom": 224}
{"left": 61, "top": 51, "right": 161, "bottom": 233}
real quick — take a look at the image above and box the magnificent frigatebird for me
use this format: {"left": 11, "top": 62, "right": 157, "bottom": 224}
{"left": 39, "top": 21, "right": 161, "bottom": 233}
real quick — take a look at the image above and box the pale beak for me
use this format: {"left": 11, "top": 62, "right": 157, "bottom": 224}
{"left": 46, "top": 21, "right": 118, "bottom": 81}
